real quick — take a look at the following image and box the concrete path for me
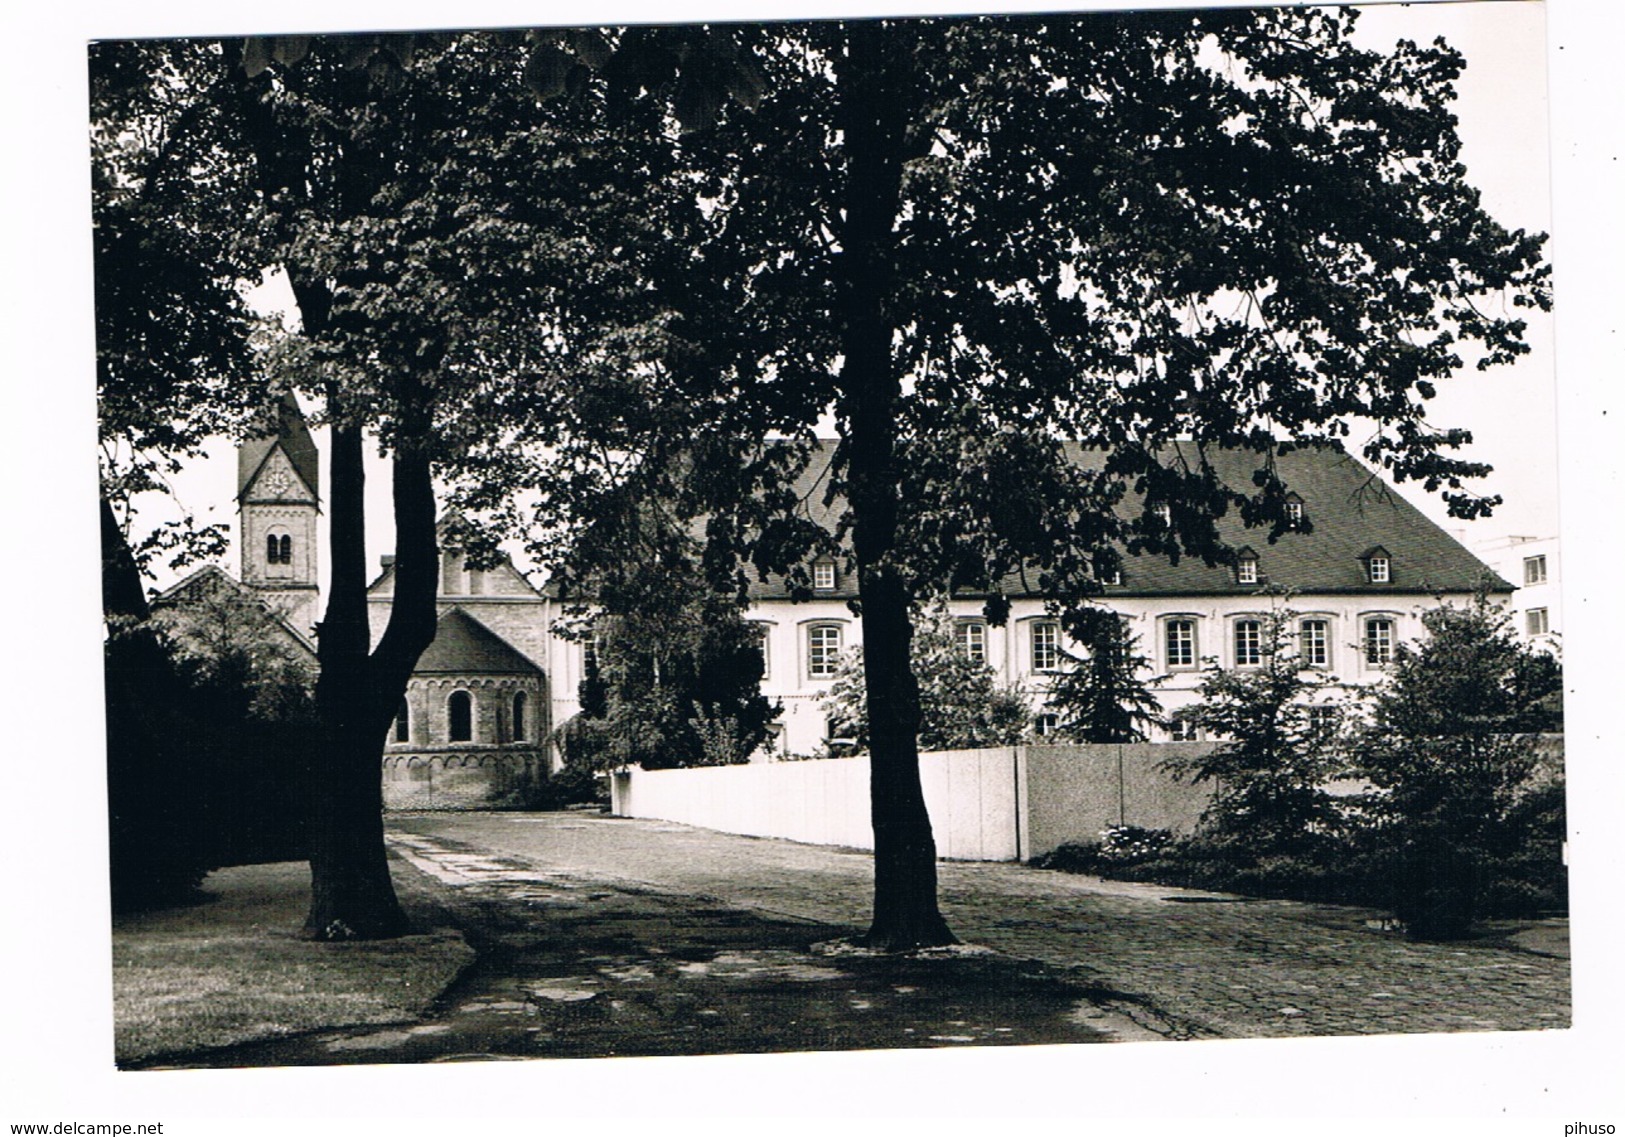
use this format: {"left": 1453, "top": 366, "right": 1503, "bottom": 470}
{"left": 389, "top": 811, "right": 1571, "bottom": 1043}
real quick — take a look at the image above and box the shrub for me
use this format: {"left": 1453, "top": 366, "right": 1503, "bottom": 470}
{"left": 1351, "top": 596, "right": 1566, "bottom": 937}
{"left": 821, "top": 599, "right": 1032, "bottom": 751}
{"left": 1032, "top": 826, "right": 1173, "bottom": 873}
{"left": 1162, "top": 604, "right": 1347, "bottom": 855}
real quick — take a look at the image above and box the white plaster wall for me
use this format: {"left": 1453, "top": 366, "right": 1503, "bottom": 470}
{"left": 617, "top": 747, "right": 1024, "bottom": 861}
{"left": 750, "top": 590, "right": 1464, "bottom": 754}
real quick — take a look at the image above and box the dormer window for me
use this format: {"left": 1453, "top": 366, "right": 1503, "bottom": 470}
{"left": 812, "top": 560, "right": 837, "bottom": 591}
{"left": 1235, "top": 549, "right": 1259, "bottom": 586}
{"left": 1153, "top": 503, "right": 1172, "bottom": 526}
{"left": 1095, "top": 557, "right": 1121, "bottom": 586}
{"left": 1285, "top": 496, "right": 1305, "bottom": 529}
{"left": 1362, "top": 547, "right": 1392, "bottom": 584}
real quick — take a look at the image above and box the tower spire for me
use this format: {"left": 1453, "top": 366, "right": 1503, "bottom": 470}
{"left": 238, "top": 392, "right": 320, "bottom": 637}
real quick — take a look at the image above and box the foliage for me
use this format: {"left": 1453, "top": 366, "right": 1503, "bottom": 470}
{"left": 93, "top": 11, "right": 1551, "bottom": 948}
{"left": 1042, "top": 598, "right": 1568, "bottom": 937}
{"left": 819, "top": 601, "right": 1032, "bottom": 752}
{"left": 93, "top": 30, "right": 706, "bottom": 937}
{"left": 1366, "top": 595, "right": 1564, "bottom": 739}
{"left": 1046, "top": 610, "right": 1164, "bottom": 743}
{"left": 596, "top": 8, "right": 1549, "bottom": 948}
{"left": 1350, "top": 595, "right": 1565, "bottom": 938}
{"left": 1033, "top": 826, "right": 1174, "bottom": 874}
{"left": 150, "top": 575, "right": 319, "bottom": 724}
{"left": 106, "top": 586, "right": 320, "bottom": 912}
{"left": 555, "top": 552, "right": 780, "bottom": 771}
{"left": 1163, "top": 605, "right": 1348, "bottom": 854}
{"left": 90, "top": 40, "right": 273, "bottom": 576}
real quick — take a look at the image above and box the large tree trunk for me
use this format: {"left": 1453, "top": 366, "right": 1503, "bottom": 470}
{"left": 838, "top": 22, "right": 956, "bottom": 951}
{"left": 233, "top": 60, "right": 443, "bottom": 939}
{"left": 303, "top": 422, "right": 440, "bottom": 940}
{"left": 305, "top": 423, "right": 402, "bottom": 938}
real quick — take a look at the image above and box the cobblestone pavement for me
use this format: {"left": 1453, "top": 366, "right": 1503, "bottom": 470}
{"left": 388, "top": 812, "right": 1571, "bottom": 1043}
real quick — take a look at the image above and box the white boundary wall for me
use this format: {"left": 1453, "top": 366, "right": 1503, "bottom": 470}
{"left": 612, "top": 748, "right": 1021, "bottom": 861}
{"left": 611, "top": 743, "right": 1215, "bottom": 861}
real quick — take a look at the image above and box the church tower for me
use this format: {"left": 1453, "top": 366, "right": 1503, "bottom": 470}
{"left": 238, "top": 392, "right": 320, "bottom": 639}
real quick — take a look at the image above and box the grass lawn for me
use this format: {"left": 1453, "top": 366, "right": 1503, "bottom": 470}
{"left": 112, "top": 859, "right": 474, "bottom": 1066}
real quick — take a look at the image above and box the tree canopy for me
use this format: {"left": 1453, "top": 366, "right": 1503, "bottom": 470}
{"left": 584, "top": 9, "right": 1548, "bottom": 947}
{"left": 93, "top": 10, "right": 1549, "bottom": 948}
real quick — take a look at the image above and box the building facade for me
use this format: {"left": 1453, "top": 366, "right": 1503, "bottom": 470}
{"left": 213, "top": 409, "right": 1516, "bottom": 797}
{"left": 366, "top": 529, "right": 557, "bottom": 808}
{"left": 545, "top": 442, "right": 1514, "bottom": 758}
{"left": 1473, "top": 534, "right": 1561, "bottom": 651}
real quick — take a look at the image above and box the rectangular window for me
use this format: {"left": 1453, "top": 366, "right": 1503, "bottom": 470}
{"left": 1306, "top": 705, "right": 1338, "bottom": 736}
{"left": 1365, "top": 617, "right": 1395, "bottom": 666}
{"left": 1237, "top": 558, "right": 1258, "bottom": 585}
{"left": 756, "top": 625, "right": 771, "bottom": 680}
{"left": 1234, "top": 619, "right": 1262, "bottom": 667}
{"left": 1368, "top": 556, "right": 1391, "bottom": 584}
{"left": 1523, "top": 555, "right": 1548, "bottom": 586}
{"left": 1031, "top": 622, "right": 1061, "bottom": 672}
{"left": 1034, "top": 712, "right": 1059, "bottom": 738}
{"left": 1286, "top": 501, "right": 1304, "bottom": 527}
{"left": 1165, "top": 619, "right": 1196, "bottom": 670}
{"left": 1168, "top": 718, "right": 1202, "bottom": 743}
{"left": 1299, "top": 619, "right": 1329, "bottom": 668}
{"left": 955, "top": 620, "right": 987, "bottom": 664}
{"left": 807, "top": 624, "right": 843, "bottom": 679}
{"left": 813, "top": 561, "right": 836, "bottom": 590}
{"left": 1526, "top": 607, "right": 1550, "bottom": 636}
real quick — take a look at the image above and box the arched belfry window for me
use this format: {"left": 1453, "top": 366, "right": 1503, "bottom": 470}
{"left": 447, "top": 690, "right": 473, "bottom": 743}
{"left": 266, "top": 532, "right": 293, "bottom": 569}
{"left": 512, "top": 691, "right": 528, "bottom": 742}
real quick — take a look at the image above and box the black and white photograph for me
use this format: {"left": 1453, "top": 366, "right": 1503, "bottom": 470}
{"left": 4, "top": 0, "right": 1621, "bottom": 1132}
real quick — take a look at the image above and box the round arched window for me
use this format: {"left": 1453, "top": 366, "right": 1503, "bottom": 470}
{"left": 447, "top": 690, "right": 473, "bottom": 742}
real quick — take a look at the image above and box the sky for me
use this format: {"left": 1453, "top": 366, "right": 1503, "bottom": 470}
{"left": 3, "top": 1, "right": 1621, "bottom": 1132}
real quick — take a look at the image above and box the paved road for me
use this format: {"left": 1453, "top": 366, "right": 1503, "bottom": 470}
{"left": 389, "top": 811, "right": 1570, "bottom": 1043}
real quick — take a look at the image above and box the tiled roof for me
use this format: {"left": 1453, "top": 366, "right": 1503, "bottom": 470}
{"left": 413, "top": 607, "right": 542, "bottom": 675}
{"left": 152, "top": 563, "right": 241, "bottom": 606}
{"left": 150, "top": 564, "right": 318, "bottom": 654}
{"left": 744, "top": 439, "right": 1508, "bottom": 600}
{"left": 237, "top": 392, "right": 320, "bottom": 500}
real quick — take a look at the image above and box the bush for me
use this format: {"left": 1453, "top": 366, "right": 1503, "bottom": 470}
{"left": 1032, "top": 826, "right": 1173, "bottom": 873}
{"left": 1054, "top": 596, "right": 1572, "bottom": 939}
{"left": 547, "top": 714, "right": 613, "bottom": 808}
{"left": 1162, "top": 604, "right": 1348, "bottom": 857}
{"left": 1349, "top": 597, "right": 1567, "bottom": 937}
{"left": 106, "top": 602, "right": 320, "bottom": 912}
